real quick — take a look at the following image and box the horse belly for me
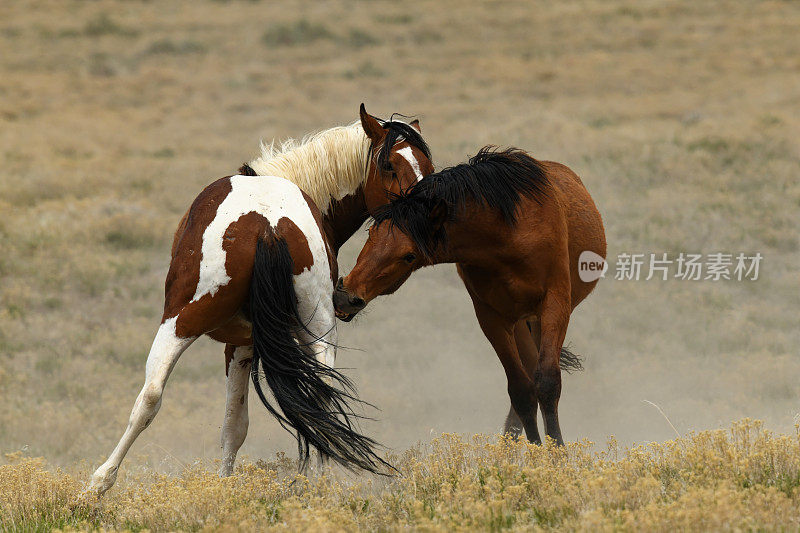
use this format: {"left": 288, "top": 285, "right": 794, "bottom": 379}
{"left": 458, "top": 264, "right": 544, "bottom": 321}
{"left": 207, "top": 312, "right": 253, "bottom": 346}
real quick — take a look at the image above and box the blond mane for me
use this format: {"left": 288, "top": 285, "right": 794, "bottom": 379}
{"left": 247, "top": 121, "right": 371, "bottom": 213}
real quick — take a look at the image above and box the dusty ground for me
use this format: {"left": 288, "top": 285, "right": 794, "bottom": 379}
{"left": 0, "top": 0, "right": 798, "bottom": 501}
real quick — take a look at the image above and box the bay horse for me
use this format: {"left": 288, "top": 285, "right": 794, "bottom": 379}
{"left": 334, "top": 147, "right": 606, "bottom": 445}
{"left": 85, "top": 105, "right": 433, "bottom": 496}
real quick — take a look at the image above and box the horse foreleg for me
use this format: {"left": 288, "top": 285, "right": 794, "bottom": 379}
{"left": 219, "top": 344, "right": 252, "bottom": 477}
{"left": 537, "top": 290, "right": 570, "bottom": 446}
{"left": 86, "top": 317, "right": 196, "bottom": 496}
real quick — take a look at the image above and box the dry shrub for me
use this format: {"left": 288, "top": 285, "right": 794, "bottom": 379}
{"left": 1, "top": 420, "right": 799, "bottom": 531}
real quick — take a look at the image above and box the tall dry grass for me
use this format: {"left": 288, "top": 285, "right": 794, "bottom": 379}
{"left": 2, "top": 420, "right": 800, "bottom": 531}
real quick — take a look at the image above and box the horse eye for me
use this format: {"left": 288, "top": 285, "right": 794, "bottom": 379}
{"left": 403, "top": 253, "right": 416, "bottom": 264}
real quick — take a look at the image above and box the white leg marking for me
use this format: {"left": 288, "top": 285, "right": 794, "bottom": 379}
{"left": 296, "top": 322, "right": 337, "bottom": 370}
{"left": 86, "top": 317, "right": 195, "bottom": 496}
{"left": 295, "top": 308, "right": 337, "bottom": 385}
{"left": 220, "top": 345, "right": 252, "bottom": 477}
{"left": 397, "top": 146, "right": 424, "bottom": 181}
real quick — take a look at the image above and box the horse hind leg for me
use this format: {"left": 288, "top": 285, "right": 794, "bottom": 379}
{"left": 85, "top": 317, "right": 196, "bottom": 496}
{"left": 536, "top": 290, "right": 571, "bottom": 446}
{"left": 503, "top": 407, "right": 524, "bottom": 439}
{"left": 293, "top": 295, "right": 338, "bottom": 472}
{"left": 219, "top": 344, "right": 252, "bottom": 477}
{"left": 504, "top": 319, "right": 542, "bottom": 442}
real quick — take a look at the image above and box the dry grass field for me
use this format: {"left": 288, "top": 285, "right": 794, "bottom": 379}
{"left": 1, "top": 0, "right": 799, "bottom": 530}
{"left": 4, "top": 421, "right": 800, "bottom": 531}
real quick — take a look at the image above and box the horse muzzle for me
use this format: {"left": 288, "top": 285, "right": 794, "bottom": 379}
{"left": 333, "top": 278, "right": 366, "bottom": 322}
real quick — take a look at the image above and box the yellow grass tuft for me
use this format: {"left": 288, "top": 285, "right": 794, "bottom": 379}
{"left": 2, "top": 420, "right": 799, "bottom": 531}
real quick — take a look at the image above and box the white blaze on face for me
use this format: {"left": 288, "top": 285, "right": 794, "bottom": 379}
{"left": 397, "top": 146, "right": 425, "bottom": 181}
{"left": 191, "top": 176, "right": 335, "bottom": 342}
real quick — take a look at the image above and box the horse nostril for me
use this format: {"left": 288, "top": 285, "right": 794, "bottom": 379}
{"left": 349, "top": 296, "right": 366, "bottom": 309}
{"left": 336, "top": 277, "right": 344, "bottom": 291}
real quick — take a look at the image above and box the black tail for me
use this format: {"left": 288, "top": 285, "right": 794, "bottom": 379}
{"left": 525, "top": 322, "right": 583, "bottom": 373}
{"left": 249, "top": 233, "right": 391, "bottom": 474}
{"left": 559, "top": 346, "right": 583, "bottom": 373}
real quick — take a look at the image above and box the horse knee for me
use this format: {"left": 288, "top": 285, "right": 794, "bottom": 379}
{"left": 140, "top": 385, "right": 163, "bottom": 411}
{"left": 535, "top": 369, "right": 561, "bottom": 410}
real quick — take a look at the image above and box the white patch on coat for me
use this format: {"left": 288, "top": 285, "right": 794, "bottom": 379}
{"left": 191, "top": 175, "right": 335, "bottom": 347}
{"left": 397, "top": 146, "right": 424, "bottom": 181}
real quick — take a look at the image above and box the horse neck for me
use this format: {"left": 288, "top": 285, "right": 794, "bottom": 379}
{"left": 430, "top": 208, "right": 502, "bottom": 266}
{"left": 322, "top": 187, "right": 369, "bottom": 254}
{"left": 323, "top": 173, "right": 423, "bottom": 253}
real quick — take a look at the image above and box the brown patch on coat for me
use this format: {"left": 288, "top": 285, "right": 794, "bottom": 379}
{"left": 168, "top": 192, "right": 269, "bottom": 340}
{"left": 276, "top": 217, "right": 314, "bottom": 275}
{"left": 189, "top": 210, "right": 269, "bottom": 341}
{"left": 163, "top": 177, "right": 233, "bottom": 321}
{"left": 224, "top": 344, "right": 235, "bottom": 376}
{"left": 207, "top": 311, "right": 254, "bottom": 346}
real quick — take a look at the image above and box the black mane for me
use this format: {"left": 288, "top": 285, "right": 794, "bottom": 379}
{"left": 374, "top": 114, "right": 431, "bottom": 172}
{"left": 371, "top": 146, "right": 549, "bottom": 258}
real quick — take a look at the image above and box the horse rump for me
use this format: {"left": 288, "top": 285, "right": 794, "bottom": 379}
{"left": 249, "top": 229, "right": 391, "bottom": 474}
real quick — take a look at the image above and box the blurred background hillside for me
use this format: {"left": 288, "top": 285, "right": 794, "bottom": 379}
{"left": 0, "top": 0, "right": 798, "bottom": 471}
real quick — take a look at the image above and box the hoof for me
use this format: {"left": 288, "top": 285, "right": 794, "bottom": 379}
{"left": 503, "top": 425, "right": 524, "bottom": 440}
{"left": 218, "top": 463, "right": 234, "bottom": 478}
{"left": 85, "top": 465, "right": 118, "bottom": 497}
{"left": 70, "top": 491, "right": 103, "bottom": 518}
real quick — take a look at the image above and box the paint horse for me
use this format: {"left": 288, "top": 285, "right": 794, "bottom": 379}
{"left": 334, "top": 147, "right": 606, "bottom": 445}
{"left": 85, "top": 105, "right": 433, "bottom": 496}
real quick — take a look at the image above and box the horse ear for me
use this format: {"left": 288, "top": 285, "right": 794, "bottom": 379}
{"left": 428, "top": 199, "right": 448, "bottom": 230}
{"left": 360, "top": 103, "right": 385, "bottom": 141}
{"left": 409, "top": 119, "right": 421, "bottom": 133}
